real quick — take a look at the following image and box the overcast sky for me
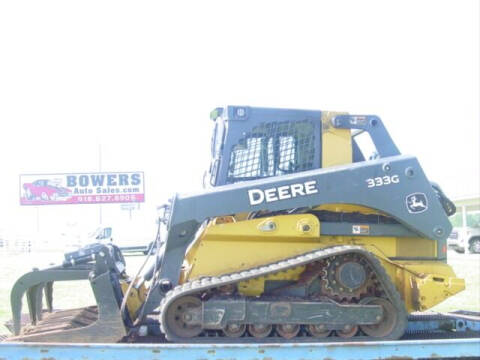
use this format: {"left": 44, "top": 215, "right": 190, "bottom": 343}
{"left": 0, "top": 1, "right": 478, "bottom": 241}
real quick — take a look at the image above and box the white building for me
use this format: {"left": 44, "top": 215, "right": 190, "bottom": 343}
{"left": 451, "top": 194, "right": 480, "bottom": 229}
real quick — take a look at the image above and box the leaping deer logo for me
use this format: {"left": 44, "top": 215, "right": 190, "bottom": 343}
{"left": 406, "top": 193, "right": 428, "bottom": 214}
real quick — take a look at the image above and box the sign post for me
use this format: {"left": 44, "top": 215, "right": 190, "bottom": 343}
{"left": 120, "top": 203, "right": 139, "bottom": 220}
{"left": 98, "top": 144, "right": 102, "bottom": 225}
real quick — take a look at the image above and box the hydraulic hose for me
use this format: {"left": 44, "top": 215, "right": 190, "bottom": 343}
{"left": 119, "top": 220, "right": 163, "bottom": 322}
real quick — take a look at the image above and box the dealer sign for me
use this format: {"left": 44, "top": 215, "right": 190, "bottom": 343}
{"left": 19, "top": 172, "right": 145, "bottom": 205}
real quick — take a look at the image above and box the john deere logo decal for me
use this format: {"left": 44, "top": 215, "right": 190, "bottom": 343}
{"left": 406, "top": 193, "right": 428, "bottom": 214}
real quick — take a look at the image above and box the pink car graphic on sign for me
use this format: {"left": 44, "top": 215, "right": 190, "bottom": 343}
{"left": 23, "top": 179, "right": 72, "bottom": 201}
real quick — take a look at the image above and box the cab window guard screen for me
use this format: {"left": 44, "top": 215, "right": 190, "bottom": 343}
{"left": 227, "top": 120, "right": 315, "bottom": 183}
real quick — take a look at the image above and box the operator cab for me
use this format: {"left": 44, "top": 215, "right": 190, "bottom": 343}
{"left": 207, "top": 106, "right": 395, "bottom": 187}
{"left": 207, "top": 106, "right": 323, "bottom": 187}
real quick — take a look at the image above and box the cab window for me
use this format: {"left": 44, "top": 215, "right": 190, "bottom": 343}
{"left": 227, "top": 120, "right": 315, "bottom": 183}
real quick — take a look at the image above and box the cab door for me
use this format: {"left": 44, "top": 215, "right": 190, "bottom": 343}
{"left": 206, "top": 117, "right": 225, "bottom": 187}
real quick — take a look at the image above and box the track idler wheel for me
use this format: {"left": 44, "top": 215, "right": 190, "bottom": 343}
{"left": 165, "top": 296, "right": 202, "bottom": 338}
{"left": 222, "top": 323, "right": 246, "bottom": 338}
{"left": 306, "top": 324, "right": 331, "bottom": 338}
{"left": 359, "top": 297, "right": 398, "bottom": 338}
{"left": 276, "top": 324, "right": 300, "bottom": 339}
{"left": 248, "top": 324, "right": 272, "bottom": 338}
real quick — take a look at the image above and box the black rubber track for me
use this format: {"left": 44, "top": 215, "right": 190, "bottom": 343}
{"left": 159, "top": 245, "right": 408, "bottom": 342}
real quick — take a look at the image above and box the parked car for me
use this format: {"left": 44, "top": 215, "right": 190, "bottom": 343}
{"left": 447, "top": 227, "right": 480, "bottom": 254}
{"left": 23, "top": 179, "right": 71, "bottom": 201}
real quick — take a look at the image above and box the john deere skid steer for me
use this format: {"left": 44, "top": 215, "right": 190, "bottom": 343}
{"left": 8, "top": 106, "right": 464, "bottom": 343}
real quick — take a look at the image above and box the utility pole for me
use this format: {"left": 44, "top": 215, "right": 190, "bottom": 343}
{"left": 36, "top": 206, "right": 40, "bottom": 233}
{"left": 99, "top": 144, "right": 102, "bottom": 225}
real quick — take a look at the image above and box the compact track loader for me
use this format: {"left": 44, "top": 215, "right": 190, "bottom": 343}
{"left": 8, "top": 106, "right": 465, "bottom": 343}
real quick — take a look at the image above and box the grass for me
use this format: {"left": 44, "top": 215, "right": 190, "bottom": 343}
{"left": 431, "top": 251, "right": 480, "bottom": 313}
{"left": 0, "top": 250, "right": 478, "bottom": 335}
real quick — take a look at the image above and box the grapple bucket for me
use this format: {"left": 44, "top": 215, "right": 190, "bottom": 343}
{"left": 7, "top": 244, "right": 127, "bottom": 343}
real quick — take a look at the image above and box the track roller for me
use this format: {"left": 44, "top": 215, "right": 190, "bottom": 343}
{"left": 306, "top": 324, "right": 332, "bottom": 338}
{"left": 222, "top": 323, "right": 246, "bottom": 338}
{"left": 337, "top": 324, "right": 358, "bottom": 338}
{"left": 248, "top": 324, "right": 272, "bottom": 338}
{"left": 276, "top": 324, "right": 300, "bottom": 339}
